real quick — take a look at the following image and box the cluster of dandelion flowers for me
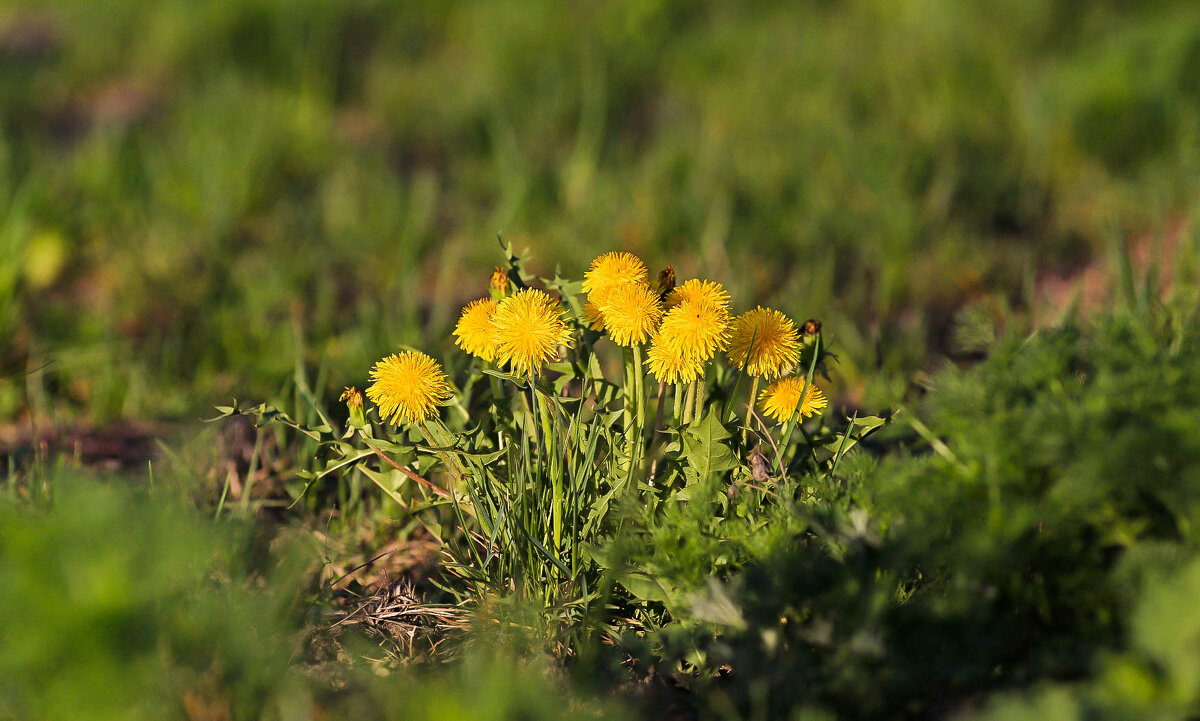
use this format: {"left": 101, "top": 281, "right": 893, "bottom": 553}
{"left": 758, "top": 377, "right": 828, "bottom": 424}
{"left": 366, "top": 351, "right": 452, "bottom": 425}
{"left": 491, "top": 288, "right": 573, "bottom": 375}
{"left": 647, "top": 335, "right": 704, "bottom": 385}
{"left": 601, "top": 282, "right": 663, "bottom": 347}
{"left": 726, "top": 306, "right": 801, "bottom": 379}
{"left": 582, "top": 251, "right": 647, "bottom": 305}
{"left": 454, "top": 298, "right": 500, "bottom": 362}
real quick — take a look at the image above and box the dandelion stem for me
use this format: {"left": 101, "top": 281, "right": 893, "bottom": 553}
{"left": 683, "top": 381, "right": 696, "bottom": 425}
{"left": 632, "top": 343, "right": 647, "bottom": 472}
{"left": 693, "top": 372, "right": 705, "bottom": 422}
{"left": 649, "top": 380, "right": 667, "bottom": 482}
{"left": 622, "top": 349, "right": 634, "bottom": 442}
{"left": 653, "top": 381, "right": 666, "bottom": 439}
{"left": 673, "top": 383, "right": 684, "bottom": 425}
{"left": 777, "top": 335, "right": 821, "bottom": 473}
{"left": 744, "top": 376, "right": 760, "bottom": 443}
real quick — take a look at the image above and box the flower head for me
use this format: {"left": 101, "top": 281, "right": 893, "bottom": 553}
{"left": 491, "top": 288, "right": 573, "bottom": 375}
{"left": 454, "top": 298, "right": 500, "bottom": 361}
{"left": 657, "top": 299, "right": 731, "bottom": 362}
{"left": 366, "top": 351, "right": 452, "bottom": 425}
{"left": 600, "top": 282, "right": 663, "bottom": 347}
{"left": 758, "top": 377, "right": 828, "bottom": 424}
{"left": 726, "top": 307, "right": 801, "bottom": 379}
{"left": 582, "top": 252, "right": 647, "bottom": 306}
{"left": 647, "top": 333, "right": 704, "bottom": 385}
{"left": 582, "top": 302, "right": 606, "bottom": 332}
{"left": 666, "top": 278, "right": 732, "bottom": 317}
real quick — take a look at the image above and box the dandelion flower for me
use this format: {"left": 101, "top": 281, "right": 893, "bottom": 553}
{"left": 657, "top": 299, "right": 731, "bottom": 362}
{"left": 758, "top": 377, "right": 828, "bottom": 424}
{"left": 726, "top": 306, "right": 801, "bottom": 379}
{"left": 582, "top": 302, "right": 606, "bottom": 332}
{"left": 582, "top": 252, "right": 647, "bottom": 306}
{"left": 647, "top": 333, "right": 704, "bottom": 384}
{"left": 491, "top": 288, "right": 573, "bottom": 375}
{"left": 666, "top": 278, "right": 732, "bottom": 318}
{"left": 366, "top": 351, "right": 452, "bottom": 425}
{"left": 601, "top": 282, "right": 663, "bottom": 347}
{"left": 454, "top": 298, "right": 499, "bottom": 361}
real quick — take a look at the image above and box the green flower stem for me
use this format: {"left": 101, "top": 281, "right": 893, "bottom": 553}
{"left": 777, "top": 335, "right": 822, "bottom": 473}
{"left": 632, "top": 343, "right": 647, "bottom": 472}
{"left": 622, "top": 349, "right": 634, "bottom": 447}
{"left": 530, "top": 370, "right": 562, "bottom": 556}
{"left": 651, "top": 380, "right": 666, "bottom": 446}
{"left": 488, "top": 372, "right": 505, "bottom": 407}
{"left": 683, "top": 380, "right": 696, "bottom": 426}
{"left": 744, "top": 376, "right": 760, "bottom": 443}
{"left": 693, "top": 372, "right": 705, "bottom": 422}
{"left": 673, "top": 383, "right": 684, "bottom": 425}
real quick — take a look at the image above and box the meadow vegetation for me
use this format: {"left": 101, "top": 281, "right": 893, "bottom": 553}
{"left": 3, "top": 1, "right": 1200, "bottom": 719}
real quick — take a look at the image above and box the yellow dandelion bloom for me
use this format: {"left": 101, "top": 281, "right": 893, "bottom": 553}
{"left": 366, "top": 351, "right": 452, "bottom": 425}
{"left": 582, "top": 302, "right": 606, "bottom": 332}
{"left": 657, "top": 299, "right": 731, "bottom": 362}
{"left": 647, "top": 332, "right": 704, "bottom": 384}
{"left": 666, "top": 278, "right": 732, "bottom": 317}
{"left": 454, "top": 298, "right": 499, "bottom": 361}
{"left": 491, "top": 288, "right": 573, "bottom": 375}
{"left": 758, "top": 377, "right": 828, "bottom": 424}
{"left": 600, "top": 282, "right": 663, "bottom": 347}
{"left": 726, "top": 306, "right": 801, "bottom": 379}
{"left": 581, "top": 251, "right": 647, "bottom": 306}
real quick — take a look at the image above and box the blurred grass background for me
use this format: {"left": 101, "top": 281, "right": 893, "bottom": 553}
{"left": 2, "top": 0, "right": 1199, "bottom": 424}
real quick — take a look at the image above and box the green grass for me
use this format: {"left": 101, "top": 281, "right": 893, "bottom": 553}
{"left": 12, "top": 293, "right": 1200, "bottom": 719}
{"left": 5, "top": 1, "right": 1200, "bottom": 719}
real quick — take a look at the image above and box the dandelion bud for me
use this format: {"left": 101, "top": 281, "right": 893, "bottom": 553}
{"left": 340, "top": 386, "right": 366, "bottom": 428}
{"left": 656, "top": 265, "right": 676, "bottom": 298}
{"left": 489, "top": 266, "right": 512, "bottom": 298}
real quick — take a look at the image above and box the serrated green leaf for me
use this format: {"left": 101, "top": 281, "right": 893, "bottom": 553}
{"left": 682, "top": 409, "right": 739, "bottom": 479}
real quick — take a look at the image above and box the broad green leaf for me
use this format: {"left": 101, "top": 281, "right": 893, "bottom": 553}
{"left": 618, "top": 570, "right": 675, "bottom": 604}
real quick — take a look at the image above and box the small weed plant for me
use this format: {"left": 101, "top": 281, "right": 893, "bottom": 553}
{"left": 222, "top": 241, "right": 886, "bottom": 642}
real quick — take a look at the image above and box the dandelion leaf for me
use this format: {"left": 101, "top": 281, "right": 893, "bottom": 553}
{"left": 682, "top": 408, "right": 738, "bottom": 481}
